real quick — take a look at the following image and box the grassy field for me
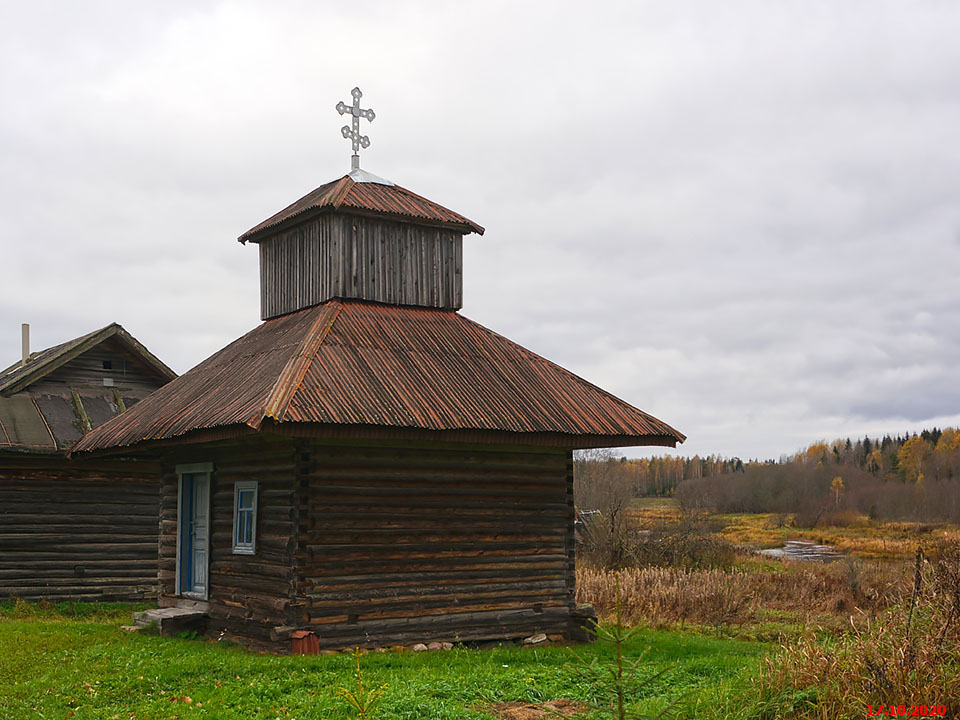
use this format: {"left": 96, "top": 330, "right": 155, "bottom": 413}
{"left": 629, "top": 497, "right": 960, "bottom": 559}
{"left": 0, "top": 604, "right": 770, "bottom": 720}
{"left": 5, "top": 505, "right": 956, "bottom": 719}
{"left": 603, "top": 498, "right": 960, "bottom": 639}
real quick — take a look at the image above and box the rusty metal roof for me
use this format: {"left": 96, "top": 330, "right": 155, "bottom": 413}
{"left": 0, "top": 324, "right": 175, "bottom": 454}
{"left": 73, "top": 300, "right": 684, "bottom": 453}
{"left": 238, "top": 174, "right": 485, "bottom": 243}
{"left": 0, "top": 390, "right": 157, "bottom": 454}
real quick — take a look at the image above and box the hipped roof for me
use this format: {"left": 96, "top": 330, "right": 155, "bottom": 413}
{"left": 239, "top": 173, "right": 484, "bottom": 243}
{"left": 73, "top": 300, "right": 684, "bottom": 453}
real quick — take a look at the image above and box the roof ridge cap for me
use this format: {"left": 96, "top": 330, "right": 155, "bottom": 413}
{"left": 254, "top": 301, "right": 344, "bottom": 427}
{"left": 328, "top": 175, "right": 356, "bottom": 210}
{"left": 0, "top": 324, "right": 121, "bottom": 396}
{"left": 109, "top": 324, "right": 178, "bottom": 382}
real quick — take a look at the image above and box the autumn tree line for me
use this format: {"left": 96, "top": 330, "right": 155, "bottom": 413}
{"left": 576, "top": 428, "right": 960, "bottom": 524}
{"left": 679, "top": 428, "right": 960, "bottom": 523}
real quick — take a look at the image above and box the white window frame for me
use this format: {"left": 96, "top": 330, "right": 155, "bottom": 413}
{"left": 232, "top": 480, "right": 258, "bottom": 555}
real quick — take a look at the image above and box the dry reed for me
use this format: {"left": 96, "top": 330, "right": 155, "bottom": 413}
{"left": 761, "top": 545, "right": 960, "bottom": 719}
{"left": 577, "top": 560, "right": 905, "bottom": 630}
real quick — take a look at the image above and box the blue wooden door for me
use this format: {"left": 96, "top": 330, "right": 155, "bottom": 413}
{"left": 178, "top": 473, "right": 210, "bottom": 598}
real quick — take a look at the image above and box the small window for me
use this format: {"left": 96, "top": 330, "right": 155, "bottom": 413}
{"left": 232, "top": 481, "right": 258, "bottom": 555}
{"left": 102, "top": 360, "right": 113, "bottom": 370}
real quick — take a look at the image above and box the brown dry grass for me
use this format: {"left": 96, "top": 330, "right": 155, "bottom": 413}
{"left": 762, "top": 546, "right": 960, "bottom": 719}
{"left": 484, "top": 699, "right": 586, "bottom": 720}
{"left": 629, "top": 498, "right": 960, "bottom": 560}
{"left": 576, "top": 561, "right": 907, "bottom": 632}
{"left": 714, "top": 511, "right": 960, "bottom": 559}
{"left": 818, "top": 508, "right": 870, "bottom": 527}
{"left": 626, "top": 499, "right": 683, "bottom": 528}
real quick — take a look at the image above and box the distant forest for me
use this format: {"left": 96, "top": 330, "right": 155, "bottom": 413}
{"left": 599, "top": 428, "right": 960, "bottom": 523}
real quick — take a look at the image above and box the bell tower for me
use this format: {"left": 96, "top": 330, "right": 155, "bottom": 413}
{"left": 239, "top": 88, "right": 484, "bottom": 320}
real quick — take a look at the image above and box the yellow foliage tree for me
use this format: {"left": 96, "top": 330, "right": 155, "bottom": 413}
{"left": 831, "top": 476, "right": 844, "bottom": 505}
{"left": 805, "top": 442, "right": 829, "bottom": 465}
{"left": 929, "top": 428, "right": 960, "bottom": 480}
{"left": 897, "top": 435, "right": 932, "bottom": 483}
{"left": 935, "top": 427, "right": 960, "bottom": 453}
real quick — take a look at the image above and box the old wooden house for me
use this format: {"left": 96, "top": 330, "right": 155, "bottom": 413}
{"left": 74, "top": 165, "right": 684, "bottom": 651}
{"left": 0, "top": 323, "right": 176, "bottom": 601}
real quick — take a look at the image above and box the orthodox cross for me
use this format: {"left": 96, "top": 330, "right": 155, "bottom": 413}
{"left": 336, "top": 87, "right": 375, "bottom": 170}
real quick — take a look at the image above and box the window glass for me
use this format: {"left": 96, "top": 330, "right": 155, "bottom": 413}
{"left": 232, "top": 481, "right": 258, "bottom": 554}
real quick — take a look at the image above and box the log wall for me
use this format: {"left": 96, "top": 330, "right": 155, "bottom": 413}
{"left": 160, "top": 437, "right": 576, "bottom": 652}
{"left": 158, "top": 438, "right": 299, "bottom": 648}
{"left": 259, "top": 214, "right": 463, "bottom": 319}
{"left": 0, "top": 455, "right": 160, "bottom": 601}
{"left": 293, "top": 441, "right": 575, "bottom": 649}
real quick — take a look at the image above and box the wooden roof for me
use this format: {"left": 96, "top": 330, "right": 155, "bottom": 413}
{"left": 73, "top": 300, "right": 684, "bottom": 453}
{"left": 0, "top": 324, "right": 177, "bottom": 454}
{"left": 0, "top": 323, "right": 176, "bottom": 397}
{"left": 238, "top": 174, "right": 484, "bottom": 243}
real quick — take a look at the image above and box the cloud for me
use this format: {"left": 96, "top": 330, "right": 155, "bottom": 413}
{"left": 1, "top": 1, "right": 959, "bottom": 459}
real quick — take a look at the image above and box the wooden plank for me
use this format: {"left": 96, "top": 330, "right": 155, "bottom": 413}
{"left": 259, "top": 214, "right": 465, "bottom": 319}
{"left": 0, "top": 469, "right": 160, "bottom": 602}
{"left": 152, "top": 437, "right": 576, "bottom": 651}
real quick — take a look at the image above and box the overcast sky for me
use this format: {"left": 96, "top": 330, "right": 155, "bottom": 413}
{"left": 2, "top": 1, "right": 959, "bottom": 460}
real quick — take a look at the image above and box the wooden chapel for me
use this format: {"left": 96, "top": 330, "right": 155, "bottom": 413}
{"left": 75, "top": 89, "right": 684, "bottom": 651}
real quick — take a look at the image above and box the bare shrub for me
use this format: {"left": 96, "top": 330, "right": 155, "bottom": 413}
{"left": 629, "top": 517, "right": 739, "bottom": 570}
{"left": 763, "top": 545, "right": 960, "bottom": 718}
{"left": 575, "top": 450, "right": 635, "bottom": 568}
{"left": 577, "top": 478, "right": 741, "bottom": 571}
{"left": 792, "top": 504, "right": 826, "bottom": 529}
{"left": 676, "top": 461, "right": 960, "bottom": 524}
{"left": 820, "top": 509, "right": 868, "bottom": 528}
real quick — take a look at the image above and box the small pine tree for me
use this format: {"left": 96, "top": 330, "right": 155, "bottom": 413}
{"left": 571, "top": 574, "right": 679, "bottom": 719}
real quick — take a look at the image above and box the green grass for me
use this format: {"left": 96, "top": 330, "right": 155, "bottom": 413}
{"left": 0, "top": 605, "right": 771, "bottom": 720}
{"left": 631, "top": 498, "right": 677, "bottom": 509}
{"left": 0, "top": 599, "right": 153, "bottom": 621}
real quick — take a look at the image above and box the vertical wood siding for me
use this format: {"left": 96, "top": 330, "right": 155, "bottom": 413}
{"left": 259, "top": 214, "right": 464, "bottom": 319}
{"left": 0, "top": 457, "right": 159, "bottom": 601}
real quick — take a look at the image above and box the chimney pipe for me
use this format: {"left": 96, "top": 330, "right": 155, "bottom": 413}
{"left": 21, "top": 323, "right": 29, "bottom": 366}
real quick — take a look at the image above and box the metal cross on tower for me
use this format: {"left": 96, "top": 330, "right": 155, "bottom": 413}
{"left": 336, "top": 87, "right": 375, "bottom": 170}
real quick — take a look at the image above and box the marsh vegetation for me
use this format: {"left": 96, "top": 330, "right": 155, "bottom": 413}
{"left": 574, "top": 441, "right": 960, "bottom": 719}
